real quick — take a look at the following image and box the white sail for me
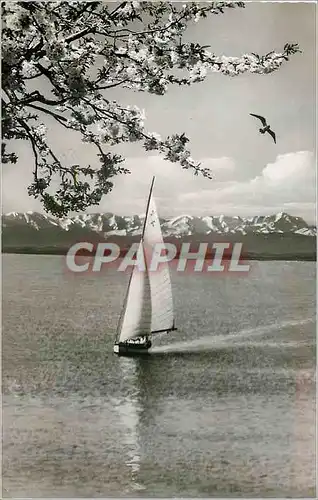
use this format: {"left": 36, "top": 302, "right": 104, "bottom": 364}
{"left": 142, "top": 189, "right": 174, "bottom": 333}
{"left": 118, "top": 241, "right": 152, "bottom": 343}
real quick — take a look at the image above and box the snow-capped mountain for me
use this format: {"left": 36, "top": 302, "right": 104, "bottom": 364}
{"left": 2, "top": 210, "right": 316, "bottom": 237}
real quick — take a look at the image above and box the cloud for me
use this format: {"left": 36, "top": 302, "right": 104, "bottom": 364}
{"left": 96, "top": 154, "right": 236, "bottom": 215}
{"left": 3, "top": 151, "right": 316, "bottom": 224}
{"left": 177, "top": 151, "right": 316, "bottom": 221}
{"left": 261, "top": 151, "right": 314, "bottom": 184}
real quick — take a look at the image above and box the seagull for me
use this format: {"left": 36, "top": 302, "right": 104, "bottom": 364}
{"left": 250, "top": 113, "right": 276, "bottom": 143}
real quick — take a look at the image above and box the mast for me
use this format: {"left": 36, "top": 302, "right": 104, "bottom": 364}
{"left": 141, "top": 176, "right": 156, "bottom": 239}
{"left": 139, "top": 176, "right": 155, "bottom": 340}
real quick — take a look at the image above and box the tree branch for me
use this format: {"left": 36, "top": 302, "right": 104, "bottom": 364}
{"left": 26, "top": 103, "right": 68, "bottom": 122}
{"left": 16, "top": 118, "right": 40, "bottom": 180}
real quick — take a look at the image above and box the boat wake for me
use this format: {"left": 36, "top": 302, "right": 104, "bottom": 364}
{"left": 150, "top": 317, "right": 315, "bottom": 354}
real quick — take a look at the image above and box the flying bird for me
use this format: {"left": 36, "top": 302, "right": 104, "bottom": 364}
{"left": 250, "top": 113, "right": 276, "bottom": 143}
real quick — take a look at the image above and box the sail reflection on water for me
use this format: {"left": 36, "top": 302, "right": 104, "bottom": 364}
{"left": 114, "top": 358, "right": 145, "bottom": 492}
{"left": 113, "top": 353, "right": 168, "bottom": 493}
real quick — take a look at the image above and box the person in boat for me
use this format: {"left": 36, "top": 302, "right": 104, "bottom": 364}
{"left": 125, "top": 335, "right": 150, "bottom": 347}
{"left": 136, "top": 336, "right": 144, "bottom": 344}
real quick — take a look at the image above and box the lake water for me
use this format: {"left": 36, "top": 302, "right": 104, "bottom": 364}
{"left": 2, "top": 254, "right": 316, "bottom": 497}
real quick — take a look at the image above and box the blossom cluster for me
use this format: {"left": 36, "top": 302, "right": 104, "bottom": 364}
{"left": 2, "top": 1, "right": 300, "bottom": 216}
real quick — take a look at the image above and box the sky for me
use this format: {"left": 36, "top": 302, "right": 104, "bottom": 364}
{"left": 2, "top": 1, "right": 316, "bottom": 223}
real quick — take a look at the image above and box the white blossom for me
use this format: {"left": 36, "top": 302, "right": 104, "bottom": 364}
{"left": 21, "top": 61, "right": 38, "bottom": 78}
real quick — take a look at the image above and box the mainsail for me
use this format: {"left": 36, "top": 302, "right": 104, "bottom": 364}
{"left": 142, "top": 184, "right": 175, "bottom": 334}
{"left": 116, "top": 176, "right": 175, "bottom": 343}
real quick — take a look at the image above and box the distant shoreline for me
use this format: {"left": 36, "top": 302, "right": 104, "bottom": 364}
{"left": 2, "top": 247, "right": 316, "bottom": 262}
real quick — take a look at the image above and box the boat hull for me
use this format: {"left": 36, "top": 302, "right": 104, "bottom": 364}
{"left": 113, "top": 340, "right": 152, "bottom": 357}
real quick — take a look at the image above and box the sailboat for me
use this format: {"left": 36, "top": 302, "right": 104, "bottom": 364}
{"left": 113, "top": 176, "right": 177, "bottom": 356}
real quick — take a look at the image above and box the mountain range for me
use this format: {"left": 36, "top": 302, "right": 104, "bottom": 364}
{"left": 2, "top": 211, "right": 316, "bottom": 260}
